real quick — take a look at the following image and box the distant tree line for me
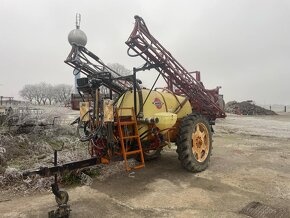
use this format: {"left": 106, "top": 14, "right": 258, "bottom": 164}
{"left": 19, "top": 83, "right": 72, "bottom": 105}
{"left": 18, "top": 64, "right": 130, "bottom": 105}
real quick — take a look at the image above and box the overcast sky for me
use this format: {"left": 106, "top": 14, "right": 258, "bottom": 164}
{"left": 0, "top": 0, "right": 289, "bottom": 105}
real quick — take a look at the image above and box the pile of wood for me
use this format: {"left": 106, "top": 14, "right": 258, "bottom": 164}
{"left": 225, "top": 101, "right": 277, "bottom": 115}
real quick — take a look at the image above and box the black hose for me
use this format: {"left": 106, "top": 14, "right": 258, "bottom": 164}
{"left": 127, "top": 44, "right": 150, "bottom": 57}
{"left": 137, "top": 73, "right": 161, "bottom": 117}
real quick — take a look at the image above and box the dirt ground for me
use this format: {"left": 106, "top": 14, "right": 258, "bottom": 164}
{"left": 1, "top": 113, "right": 290, "bottom": 217}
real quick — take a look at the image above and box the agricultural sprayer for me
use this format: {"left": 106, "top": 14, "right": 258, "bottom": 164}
{"left": 67, "top": 15, "right": 225, "bottom": 171}
{"left": 24, "top": 15, "right": 225, "bottom": 217}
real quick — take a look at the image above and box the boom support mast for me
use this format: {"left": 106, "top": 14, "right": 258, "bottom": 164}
{"left": 65, "top": 45, "right": 131, "bottom": 94}
{"left": 126, "top": 16, "right": 225, "bottom": 119}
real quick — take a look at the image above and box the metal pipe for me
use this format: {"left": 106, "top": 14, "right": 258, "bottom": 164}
{"left": 138, "top": 73, "right": 161, "bottom": 117}
{"left": 133, "top": 68, "right": 137, "bottom": 117}
{"left": 23, "top": 157, "right": 99, "bottom": 177}
{"left": 53, "top": 150, "right": 58, "bottom": 188}
{"left": 138, "top": 117, "right": 159, "bottom": 124}
{"left": 109, "top": 74, "right": 113, "bottom": 99}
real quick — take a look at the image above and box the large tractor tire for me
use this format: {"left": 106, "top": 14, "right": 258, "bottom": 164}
{"left": 176, "top": 114, "right": 212, "bottom": 172}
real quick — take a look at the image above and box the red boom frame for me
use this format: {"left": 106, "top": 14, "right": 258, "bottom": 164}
{"left": 126, "top": 16, "right": 225, "bottom": 120}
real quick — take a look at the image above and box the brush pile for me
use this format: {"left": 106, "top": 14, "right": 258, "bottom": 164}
{"left": 225, "top": 101, "right": 277, "bottom": 115}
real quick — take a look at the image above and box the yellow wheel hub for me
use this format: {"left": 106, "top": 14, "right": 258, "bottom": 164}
{"left": 191, "top": 122, "right": 209, "bottom": 162}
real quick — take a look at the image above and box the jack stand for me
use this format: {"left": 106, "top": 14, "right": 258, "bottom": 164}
{"left": 48, "top": 149, "right": 71, "bottom": 218}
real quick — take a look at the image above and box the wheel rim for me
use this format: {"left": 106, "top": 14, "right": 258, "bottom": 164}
{"left": 191, "top": 122, "right": 209, "bottom": 162}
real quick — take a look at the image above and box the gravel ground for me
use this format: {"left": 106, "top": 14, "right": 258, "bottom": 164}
{"left": 0, "top": 112, "right": 290, "bottom": 217}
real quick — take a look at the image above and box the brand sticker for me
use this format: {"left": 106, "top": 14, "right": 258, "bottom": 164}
{"left": 152, "top": 98, "right": 163, "bottom": 109}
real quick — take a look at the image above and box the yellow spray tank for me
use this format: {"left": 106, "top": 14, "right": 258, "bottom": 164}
{"left": 116, "top": 88, "right": 192, "bottom": 140}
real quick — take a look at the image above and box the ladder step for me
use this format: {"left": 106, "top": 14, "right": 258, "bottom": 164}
{"left": 128, "top": 164, "right": 145, "bottom": 171}
{"left": 132, "top": 164, "right": 145, "bottom": 169}
{"left": 119, "top": 121, "right": 136, "bottom": 125}
{"left": 123, "top": 135, "right": 139, "bottom": 139}
{"left": 116, "top": 107, "right": 145, "bottom": 171}
{"left": 125, "top": 150, "right": 142, "bottom": 155}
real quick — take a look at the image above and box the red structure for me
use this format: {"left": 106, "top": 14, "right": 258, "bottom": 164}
{"left": 126, "top": 16, "right": 225, "bottom": 121}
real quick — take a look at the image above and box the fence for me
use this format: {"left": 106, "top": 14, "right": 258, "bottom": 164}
{"left": 259, "top": 105, "right": 290, "bottom": 113}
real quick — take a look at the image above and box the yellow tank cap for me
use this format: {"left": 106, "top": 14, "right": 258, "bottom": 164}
{"left": 154, "top": 112, "right": 177, "bottom": 130}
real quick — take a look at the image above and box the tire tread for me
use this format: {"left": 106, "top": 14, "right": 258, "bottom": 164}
{"left": 176, "top": 114, "right": 213, "bottom": 172}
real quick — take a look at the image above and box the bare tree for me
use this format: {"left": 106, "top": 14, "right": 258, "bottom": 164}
{"left": 34, "top": 83, "right": 44, "bottom": 105}
{"left": 99, "top": 63, "right": 131, "bottom": 95}
{"left": 107, "top": 63, "right": 131, "bottom": 76}
{"left": 39, "top": 83, "right": 49, "bottom": 105}
{"left": 20, "top": 83, "right": 73, "bottom": 106}
{"left": 46, "top": 84, "right": 55, "bottom": 105}
{"left": 54, "top": 84, "right": 73, "bottom": 105}
{"left": 19, "top": 85, "right": 35, "bottom": 103}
